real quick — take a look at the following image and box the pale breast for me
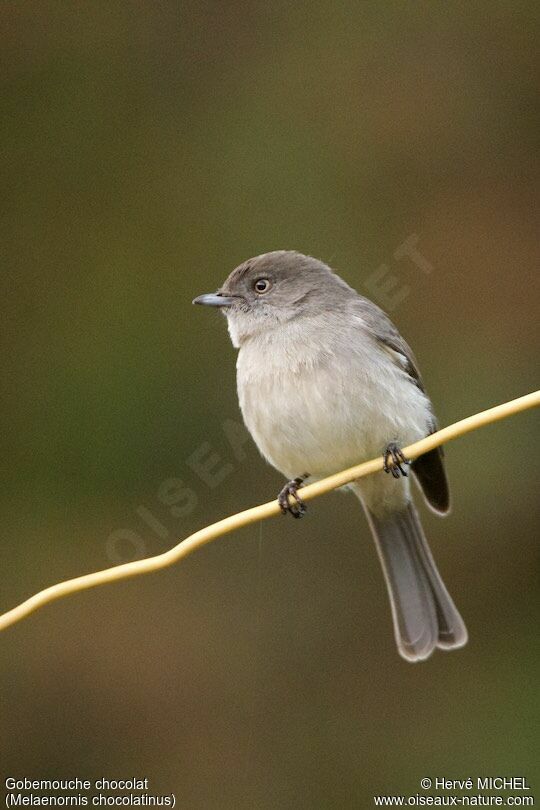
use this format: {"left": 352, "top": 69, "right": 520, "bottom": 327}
{"left": 236, "top": 326, "right": 432, "bottom": 481}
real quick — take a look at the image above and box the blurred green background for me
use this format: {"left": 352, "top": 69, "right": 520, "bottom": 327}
{"left": 1, "top": 2, "right": 538, "bottom": 807}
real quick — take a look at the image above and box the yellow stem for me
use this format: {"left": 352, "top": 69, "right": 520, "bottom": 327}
{"left": 0, "top": 390, "right": 538, "bottom": 634}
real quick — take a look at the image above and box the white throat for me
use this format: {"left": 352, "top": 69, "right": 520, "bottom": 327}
{"left": 225, "top": 308, "right": 283, "bottom": 349}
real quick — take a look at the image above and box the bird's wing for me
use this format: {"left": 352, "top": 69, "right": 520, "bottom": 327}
{"left": 350, "top": 296, "right": 451, "bottom": 514}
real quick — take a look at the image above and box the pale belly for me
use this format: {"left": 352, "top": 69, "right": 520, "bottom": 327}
{"left": 237, "top": 349, "right": 432, "bottom": 482}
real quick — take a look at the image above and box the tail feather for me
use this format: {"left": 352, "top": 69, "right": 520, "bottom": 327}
{"left": 366, "top": 502, "right": 467, "bottom": 662}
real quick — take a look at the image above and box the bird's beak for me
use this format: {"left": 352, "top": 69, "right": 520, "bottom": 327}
{"left": 192, "top": 292, "right": 237, "bottom": 307}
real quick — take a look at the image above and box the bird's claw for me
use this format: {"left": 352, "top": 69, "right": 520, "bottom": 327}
{"left": 383, "top": 443, "right": 410, "bottom": 478}
{"left": 278, "top": 475, "right": 308, "bottom": 519}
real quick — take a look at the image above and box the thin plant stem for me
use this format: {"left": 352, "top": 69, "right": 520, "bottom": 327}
{"left": 0, "top": 390, "right": 538, "bottom": 634}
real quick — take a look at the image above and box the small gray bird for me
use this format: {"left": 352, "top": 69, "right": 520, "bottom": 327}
{"left": 194, "top": 250, "right": 467, "bottom": 662}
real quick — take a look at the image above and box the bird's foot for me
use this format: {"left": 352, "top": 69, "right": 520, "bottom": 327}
{"left": 278, "top": 474, "right": 309, "bottom": 519}
{"left": 383, "top": 443, "right": 410, "bottom": 479}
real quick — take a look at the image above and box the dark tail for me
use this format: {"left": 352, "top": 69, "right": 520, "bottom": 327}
{"left": 365, "top": 502, "right": 467, "bottom": 662}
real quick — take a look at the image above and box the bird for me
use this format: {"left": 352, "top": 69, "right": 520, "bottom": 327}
{"left": 193, "top": 250, "right": 467, "bottom": 662}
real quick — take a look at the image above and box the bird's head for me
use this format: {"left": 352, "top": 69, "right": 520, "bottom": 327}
{"left": 193, "top": 250, "right": 352, "bottom": 346}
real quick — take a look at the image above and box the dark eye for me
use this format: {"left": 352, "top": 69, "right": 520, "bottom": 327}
{"left": 254, "top": 278, "right": 271, "bottom": 294}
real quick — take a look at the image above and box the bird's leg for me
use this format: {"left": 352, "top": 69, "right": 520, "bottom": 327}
{"left": 383, "top": 443, "right": 410, "bottom": 479}
{"left": 278, "top": 473, "right": 310, "bottom": 519}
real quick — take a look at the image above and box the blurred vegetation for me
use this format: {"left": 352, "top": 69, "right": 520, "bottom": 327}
{"left": 1, "top": 2, "right": 538, "bottom": 808}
